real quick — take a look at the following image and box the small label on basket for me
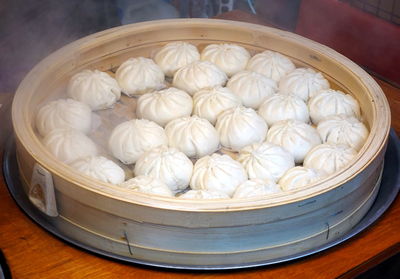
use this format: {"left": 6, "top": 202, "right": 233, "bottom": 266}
{"left": 29, "top": 163, "right": 58, "bottom": 217}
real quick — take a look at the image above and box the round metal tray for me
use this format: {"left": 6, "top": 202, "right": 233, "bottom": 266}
{"left": 3, "top": 130, "right": 400, "bottom": 270}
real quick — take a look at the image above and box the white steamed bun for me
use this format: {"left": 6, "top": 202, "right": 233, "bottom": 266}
{"left": 246, "top": 50, "right": 295, "bottom": 82}
{"left": 279, "top": 166, "right": 327, "bottom": 191}
{"left": 136, "top": 87, "right": 193, "bottom": 127}
{"left": 192, "top": 86, "right": 241, "bottom": 125}
{"left": 154, "top": 41, "right": 200, "bottom": 76}
{"left": 172, "top": 61, "right": 227, "bottom": 95}
{"left": 70, "top": 156, "right": 125, "bottom": 184}
{"left": 201, "top": 43, "right": 250, "bottom": 77}
{"left": 317, "top": 114, "right": 369, "bottom": 151}
{"left": 108, "top": 119, "right": 167, "bottom": 164}
{"left": 279, "top": 68, "right": 329, "bottom": 101}
{"left": 227, "top": 70, "right": 277, "bottom": 109}
{"left": 190, "top": 154, "right": 247, "bottom": 197}
{"left": 258, "top": 93, "right": 309, "bottom": 126}
{"left": 134, "top": 146, "right": 193, "bottom": 192}
{"left": 36, "top": 98, "right": 92, "bottom": 137}
{"left": 116, "top": 57, "right": 165, "bottom": 96}
{"left": 303, "top": 143, "right": 358, "bottom": 175}
{"left": 233, "top": 178, "right": 282, "bottom": 199}
{"left": 215, "top": 106, "right": 268, "bottom": 151}
{"left": 67, "top": 69, "right": 121, "bottom": 110}
{"left": 266, "top": 119, "right": 321, "bottom": 164}
{"left": 43, "top": 128, "right": 98, "bottom": 164}
{"left": 165, "top": 116, "right": 220, "bottom": 158}
{"left": 238, "top": 142, "right": 294, "bottom": 182}
{"left": 308, "top": 89, "right": 361, "bottom": 124}
{"left": 119, "top": 175, "right": 173, "bottom": 197}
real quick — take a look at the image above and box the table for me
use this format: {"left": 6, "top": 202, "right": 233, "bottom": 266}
{"left": 1, "top": 10, "right": 399, "bottom": 279}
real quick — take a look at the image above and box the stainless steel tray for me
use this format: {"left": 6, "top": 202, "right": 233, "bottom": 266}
{"left": 2, "top": 130, "right": 399, "bottom": 270}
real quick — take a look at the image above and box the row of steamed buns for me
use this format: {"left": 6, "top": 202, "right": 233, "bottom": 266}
{"left": 35, "top": 41, "right": 369, "bottom": 200}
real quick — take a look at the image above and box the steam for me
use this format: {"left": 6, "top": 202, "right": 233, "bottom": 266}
{"left": 0, "top": 0, "right": 120, "bottom": 92}
{"left": 0, "top": 0, "right": 267, "bottom": 92}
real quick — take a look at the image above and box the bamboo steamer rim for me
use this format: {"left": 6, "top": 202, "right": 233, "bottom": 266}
{"left": 12, "top": 19, "right": 391, "bottom": 212}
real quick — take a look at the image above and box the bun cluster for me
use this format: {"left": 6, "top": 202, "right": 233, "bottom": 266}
{"left": 35, "top": 41, "right": 368, "bottom": 200}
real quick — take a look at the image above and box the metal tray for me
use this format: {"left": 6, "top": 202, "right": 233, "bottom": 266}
{"left": 3, "top": 130, "right": 400, "bottom": 270}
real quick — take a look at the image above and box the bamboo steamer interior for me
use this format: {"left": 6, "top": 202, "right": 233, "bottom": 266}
{"left": 12, "top": 19, "right": 390, "bottom": 268}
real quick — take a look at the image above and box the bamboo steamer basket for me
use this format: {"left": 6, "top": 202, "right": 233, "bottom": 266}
{"left": 12, "top": 19, "right": 390, "bottom": 268}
